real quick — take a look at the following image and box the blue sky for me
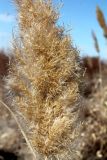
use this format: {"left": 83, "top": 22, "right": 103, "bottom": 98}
{"left": 0, "top": 0, "right": 107, "bottom": 59}
{"left": 0, "top": 0, "right": 16, "bottom": 50}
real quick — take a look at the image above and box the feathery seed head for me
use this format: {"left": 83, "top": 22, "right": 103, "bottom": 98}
{"left": 96, "top": 6, "right": 106, "bottom": 29}
{"left": 96, "top": 6, "right": 107, "bottom": 38}
{"left": 6, "top": 0, "right": 82, "bottom": 159}
{"left": 92, "top": 31, "right": 100, "bottom": 53}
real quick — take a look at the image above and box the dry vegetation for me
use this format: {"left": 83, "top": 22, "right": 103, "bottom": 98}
{"left": 0, "top": 51, "right": 34, "bottom": 160}
{"left": 0, "top": 50, "right": 9, "bottom": 78}
{"left": 79, "top": 6, "right": 107, "bottom": 160}
{"left": 3, "top": 0, "right": 82, "bottom": 160}
{"left": 0, "top": 1, "right": 107, "bottom": 160}
{"left": 81, "top": 90, "right": 107, "bottom": 160}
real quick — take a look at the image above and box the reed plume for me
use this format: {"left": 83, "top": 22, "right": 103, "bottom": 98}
{"left": 92, "top": 30, "right": 102, "bottom": 95}
{"left": 96, "top": 6, "right": 107, "bottom": 38}
{"left": 6, "top": 0, "right": 82, "bottom": 159}
{"left": 96, "top": 6, "right": 106, "bottom": 29}
{"left": 92, "top": 31, "right": 100, "bottom": 53}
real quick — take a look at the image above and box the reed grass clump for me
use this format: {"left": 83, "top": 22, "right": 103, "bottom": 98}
{"left": 6, "top": 0, "right": 82, "bottom": 159}
{"left": 80, "top": 87, "right": 107, "bottom": 160}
